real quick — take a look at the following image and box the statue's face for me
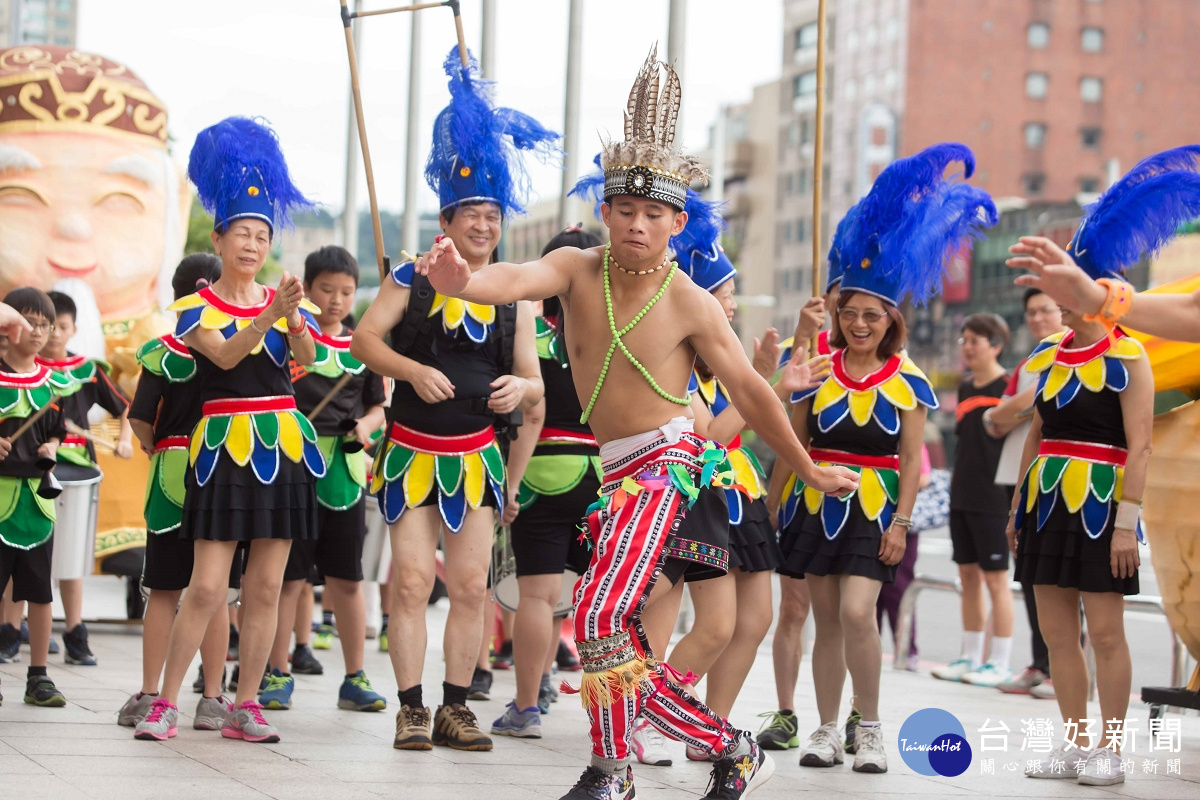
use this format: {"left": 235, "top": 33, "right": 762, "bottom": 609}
{"left": 0, "top": 131, "right": 187, "bottom": 321}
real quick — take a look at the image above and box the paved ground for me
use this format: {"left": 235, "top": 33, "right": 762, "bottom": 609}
{"left": 1, "top": 534, "right": 1197, "bottom": 800}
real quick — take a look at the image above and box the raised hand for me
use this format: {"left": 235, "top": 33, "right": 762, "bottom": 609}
{"left": 415, "top": 237, "right": 472, "bottom": 297}
{"left": 0, "top": 303, "right": 33, "bottom": 344}
{"left": 778, "top": 353, "right": 830, "bottom": 395}
{"left": 795, "top": 296, "right": 827, "bottom": 344}
{"left": 1006, "top": 236, "right": 1106, "bottom": 314}
{"left": 752, "top": 327, "right": 781, "bottom": 379}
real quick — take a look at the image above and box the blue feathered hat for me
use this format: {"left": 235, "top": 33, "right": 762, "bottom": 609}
{"left": 1068, "top": 145, "right": 1200, "bottom": 280}
{"left": 670, "top": 189, "right": 736, "bottom": 292}
{"left": 426, "top": 47, "right": 559, "bottom": 216}
{"left": 187, "top": 116, "right": 312, "bottom": 235}
{"left": 825, "top": 200, "right": 864, "bottom": 293}
{"left": 839, "top": 142, "right": 997, "bottom": 306}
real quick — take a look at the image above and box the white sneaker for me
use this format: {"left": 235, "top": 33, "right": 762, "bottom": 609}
{"left": 852, "top": 723, "right": 887, "bottom": 773}
{"left": 1078, "top": 747, "right": 1124, "bottom": 786}
{"left": 960, "top": 663, "right": 1013, "bottom": 688}
{"left": 799, "top": 721, "right": 844, "bottom": 767}
{"left": 630, "top": 720, "right": 672, "bottom": 766}
{"left": 930, "top": 658, "right": 977, "bottom": 682}
{"left": 685, "top": 744, "right": 711, "bottom": 762}
{"left": 1025, "top": 741, "right": 1089, "bottom": 778}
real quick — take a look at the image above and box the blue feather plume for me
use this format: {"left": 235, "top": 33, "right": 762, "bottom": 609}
{"left": 1070, "top": 145, "right": 1200, "bottom": 279}
{"left": 826, "top": 200, "right": 862, "bottom": 290}
{"left": 671, "top": 188, "right": 726, "bottom": 257}
{"left": 187, "top": 116, "right": 313, "bottom": 232}
{"left": 426, "top": 48, "right": 560, "bottom": 216}
{"left": 568, "top": 154, "right": 606, "bottom": 219}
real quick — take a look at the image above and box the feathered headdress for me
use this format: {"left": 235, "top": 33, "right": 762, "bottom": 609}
{"left": 601, "top": 45, "right": 707, "bottom": 210}
{"left": 187, "top": 116, "right": 312, "bottom": 235}
{"left": 825, "top": 200, "right": 864, "bottom": 293}
{"left": 669, "top": 189, "right": 735, "bottom": 291}
{"left": 839, "top": 142, "right": 997, "bottom": 306}
{"left": 1068, "top": 145, "right": 1200, "bottom": 280}
{"left": 426, "top": 47, "right": 559, "bottom": 216}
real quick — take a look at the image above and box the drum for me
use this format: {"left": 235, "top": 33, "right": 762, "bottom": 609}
{"left": 490, "top": 525, "right": 579, "bottom": 615}
{"left": 361, "top": 497, "right": 392, "bottom": 585}
{"left": 49, "top": 472, "right": 102, "bottom": 583}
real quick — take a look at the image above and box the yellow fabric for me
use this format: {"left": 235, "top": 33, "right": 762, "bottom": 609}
{"left": 803, "top": 483, "right": 823, "bottom": 514}
{"left": 1076, "top": 357, "right": 1105, "bottom": 391}
{"left": 1060, "top": 458, "right": 1090, "bottom": 512}
{"left": 403, "top": 452, "right": 436, "bottom": 508}
{"left": 812, "top": 379, "right": 845, "bottom": 413}
{"left": 189, "top": 420, "right": 205, "bottom": 464}
{"left": 1025, "top": 457, "right": 1041, "bottom": 513}
{"left": 463, "top": 452, "right": 486, "bottom": 508}
{"left": 878, "top": 374, "right": 916, "bottom": 409}
{"left": 278, "top": 413, "right": 303, "bottom": 462}
{"left": 858, "top": 468, "right": 886, "bottom": 520}
{"left": 848, "top": 390, "right": 875, "bottom": 426}
{"left": 225, "top": 414, "right": 253, "bottom": 467}
{"left": 199, "top": 305, "right": 229, "bottom": 330}
{"left": 727, "top": 450, "right": 764, "bottom": 499}
{"left": 1043, "top": 364, "right": 1072, "bottom": 399}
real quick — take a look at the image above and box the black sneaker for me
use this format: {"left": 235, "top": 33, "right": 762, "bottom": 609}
{"left": 0, "top": 623, "right": 20, "bottom": 663}
{"left": 538, "top": 673, "right": 557, "bottom": 713}
{"left": 755, "top": 710, "right": 799, "bottom": 750}
{"left": 20, "top": 620, "right": 59, "bottom": 655}
{"left": 843, "top": 706, "right": 862, "bottom": 755}
{"left": 192, "top": 665, "right": 227, "bottom": 694}
{"left": 63, "top": 624, "right": 97, "bottom": 666}
{"left": 557, "top": 765, "right": 634, "bottom": 799}
{"left": 229, "top": 664, "right": 240, "bottom": 691}
{"left": 705, "top": 735, "right": 774, "bottom": 799}
{"left": 227, "top": 624, "right": 239, "bottom": 661}
{"left": 556, "top": 637, "right": 582, "bottom": 671}
{"left": 467, "top": 666, "right": 493, "bottom": 701}
{"left": 290, "top": 644, "right": 324, "bottom": 675}
{"left": 24, "top": 674, "right": 67, "bottom": 707}
{"left": 491, "top": 639, "right": 513, "bottom": 670}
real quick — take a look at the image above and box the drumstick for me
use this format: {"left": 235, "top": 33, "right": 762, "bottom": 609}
{"left": 9, "top": 396, "right": 59, "bottom": 442}
{"left": 307, "top": 373, "right": 354, "bottom": 422}
{"left": 64, "top": 419, "right": 120, "bottom": 451}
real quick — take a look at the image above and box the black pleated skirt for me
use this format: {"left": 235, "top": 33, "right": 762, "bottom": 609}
{"left": 778, "top": 501, "right": 895, "bottom": 584}
{"left": 180, "top": 455, "right": 318, "bottom": 542}
{"left": 727, "top": 497, "right": 782, "bottom": 573}
{"left": 1015, "top": 500, "right": 1138, "bottom": 595}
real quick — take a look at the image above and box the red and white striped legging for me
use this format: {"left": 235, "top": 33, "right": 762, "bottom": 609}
{"left": 572, "top": 422, "right": 739, "bottom": 761}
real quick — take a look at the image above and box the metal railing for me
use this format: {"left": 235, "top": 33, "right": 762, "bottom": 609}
{"left": 893, "top": 573, "right": 1190, "bottom": 703}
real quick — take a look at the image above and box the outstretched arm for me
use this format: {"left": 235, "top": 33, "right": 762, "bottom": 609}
{"left": 1008, "top": 235, "right": 1200, "bottom": 342}
{"left": 415, "top": 236, "right": 575, "bottom": 306}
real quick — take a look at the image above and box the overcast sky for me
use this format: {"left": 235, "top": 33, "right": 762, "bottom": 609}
{"left": 76, "top": 0, "right": 784, "bottom": 217}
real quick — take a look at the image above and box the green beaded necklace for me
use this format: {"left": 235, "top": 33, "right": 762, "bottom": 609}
{"left": 580, "top": 244, "right": 691, "bottom": 423}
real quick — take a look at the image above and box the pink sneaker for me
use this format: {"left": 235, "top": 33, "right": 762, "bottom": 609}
{"left": 221, "top": 700, "right": 280, "bottom": 743}
{"left": 133, "top": 698, "right": 179, "bottom": 740}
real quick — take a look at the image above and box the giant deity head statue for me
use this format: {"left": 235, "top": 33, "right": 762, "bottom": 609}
{"left": 0, "top": 46, "right": 189, "bottom": 376}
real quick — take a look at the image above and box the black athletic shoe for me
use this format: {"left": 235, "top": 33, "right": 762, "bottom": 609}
{"left": 227, "top": 624, "right": 239, "bottom": 661}
{"left": 290, "top": 644, "right": 324, "bottom": 675}
{"left": 0, "top": 623, "right": 20, "bottom": 663}
{"left": 228, "top": 664, "right": 266, "bottom": 691}
{"left": 63, "top": 624, "right": 97, "bottom": 666}
{"left": 705, "top": 735, "right": 775, "bottom": 799}
{"left": 556, "top": 637, "right": 582, "bottom": 671}
{"left": 557, "top": 766, "right": 635, "bottom": 800}
{"left": 24, "top": 675, "right": 66, "bottom": 707}
{"left": 192, "top": 665, "right": 227, "bottom": 694}
{"left": 467, "top": 666, "right": 493, "bottom": 701}
{"left": 491, "top": 639, "right": 513, "bottom": 670}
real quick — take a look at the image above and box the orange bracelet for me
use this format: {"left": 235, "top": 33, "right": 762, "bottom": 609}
{"left": 1082, "top": 278, "right": 1133, "bottom": 343}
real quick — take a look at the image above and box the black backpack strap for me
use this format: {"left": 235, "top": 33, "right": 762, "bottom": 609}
{"left": 394, "top": 271, "right": 438, "bottom": 357}
{"left": 497, "top": 301, "right": 517, "bottom": 378}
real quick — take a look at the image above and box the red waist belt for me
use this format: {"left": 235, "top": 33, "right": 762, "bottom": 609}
{"left": 538, "top": 426, "right": 598, "bottom": 447}
{"left": 1038, "top": 439, "right": 1127, "bottom": 467}
{"left": 62, "top": 434, "right": 88, "bottom": 448}
{"left": 155, "top": 436, "right": 190, "bottom": 453}
{"left": 202, "top": 395, "right": 296, "bottom": 417}
{"left": 387, "top": 422, "right": 494, "bottom": 456}
{"left": 809, "top": 448, "right": 900, "bottom": 470}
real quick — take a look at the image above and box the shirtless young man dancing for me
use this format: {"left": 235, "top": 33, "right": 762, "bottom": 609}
{"left": 416, "top": 48, "right": 858, "bottom": 800}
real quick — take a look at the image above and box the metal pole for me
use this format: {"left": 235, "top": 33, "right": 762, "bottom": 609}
{"left": 480, "top": 0, "right": 497, "bottom": 78}
{"left": 810, "top": 0, "right": 827, "bottom": 356}
{"left": 402, "top": 11, "right": 423, "bottom": 253}
{"left": 341, "top": 0, "right": 363, "bottom": 257}
{"left": 558, "top": 0, "right": 583, "bottom": 229}
{"left": 666, "top": 0, "right": 687, "bottom": 142}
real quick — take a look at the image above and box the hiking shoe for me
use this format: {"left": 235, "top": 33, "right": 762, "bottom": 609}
{"left": 393, "top": 704, "right": 433, "bottom": 750}
{"left": 312, "top": 623, "right": 335, "bottom": 651}
{"left": 852, "top": 723, "right": 887, "bottom": 773}
{"left": 558, "top": 766, "right": 634, "bottom": 800}
{"left": 843, "top": 706, "right": 861, "bottom": 754}
{"left": 133, "top": 698, "right": 177, "bottom": 739}
{"left": 221, "top": 701, "right": 280, "bottom": 742}
{"left": 0, "top": 623, "right": 21, "bottom": 662}
{"left": 1026, "top": 740, "right": 1089, "bottom": 778}
{"left": 19, "top": 620, "right": 58, "bottom": 654}
{"left": 631, "top": 719, "right": 672, "bottom": 766}
{"left": 338, "top": 670, "right": 387, "bottom": 711}
{"left": 117, "top": 692, "right": 156, "bottom": 726}
{"left": 467, "top": 666, "right": 492, "bottom": 701}
{"left": 1030, "top": 679, "right": 1057, "bottom": 700}
{"left": 63, "top": 623, "right": 97, "bottom": 666}
{"left": 24, "top": 674, "right": 66, "bottom": 707}
{"left": 997, "top": 667, "right": 1047, "bottom": 695}
{"left": 258, "top": 668, "right": 295, "bottom": 710}
{"left": 961, "top": 662, "right": 1012, "bottom": 688}
{"left": 227, "top": 624, "right": 239, "bottom": 661}
{"left": 755, "top": 710, "right": 799, "bottom": 750}
{"left": 433, "top": 703, "right": 493, "bottom": 751}
{"left": 290, "top": 644, "right": 324, "bottom": 675}
{"left": 491, "top": 701, "right": 542, "bottom": 738}
{"left": 491, "top": 639, "right": 513, "bottom": 670}
{"left": 706, "top": 734, "right": 775, "bottom": 798}
{"left": 799, "top": 722, "right": 843, "bottom": 767}
{"left": 194, "top": 695, "right": 233, "bottom": 730}
{"left": 378, "top": 627, "right": 388, "bottom": 652}
{"left": 1078, "top": 747, "right": 1123, "bottom": 785}
{"left": 556, "top": 637, "right": 582, "bottom": 671}
{"left": 930, "top": 658, "right": 976, "bottom": 682}
{"left": 192, "top": 665, "right": 227, "bottom": 695}
{"left": 538, "top": 673, "right": 557, "bottom": 713}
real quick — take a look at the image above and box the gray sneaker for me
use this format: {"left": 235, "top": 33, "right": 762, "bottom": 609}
{"left": 221, "top": 701, "right": 280, "bottom": 743}
{"left": 117, "top": 692, "right": 157, "bottom": 727}
{"left": 194, "top": 695, "right": 233, "bottom": 731}
{"left": 491, "top": 702, "right": 542, "bottom": 738}
{"left": 133, "top": 698, "right": 179, "bottom": 740}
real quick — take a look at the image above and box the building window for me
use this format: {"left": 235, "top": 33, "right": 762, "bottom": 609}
{"left": 1024, "top": 123, "right": 1047, "bottom": 149}
{"left": 1079, "top": 176, "right": 1100, "bottom": 193}
{"left": 796, "top": 219, "right": 809, "bottom": 243}
{"left": 784, "top": 221, "right": 793, "bottom": 242}
{"left": 794, "top": 71, "right": 817, "bottom": 98}
{"left": 1023, "top": 173, "right": 1046, "bottom": 196}
{"left": 862, "top": 73, "right": 877, "bottom": 96}
{"left": 1027, "top": 22, "right": 1050, "bottom": 49}
{"left": 1026, "top": 72, "right": 1049, "bottom": 99}
{"left": 1081, "top": 27, "right": 1104, "bottom": 52}
{"left": 800, "top": 118, "right": 813, "bottom": 144}
{"left": 1081, "top": 127, "right": 1102, "bottom": 150}
{"left": 54, "top": 15, "right": 68, "bottom": 28}
{"left": 884, "top": 18, "right": 898, "bottom": 40}
{"left": 1080, "top": 76, "right": 1103, "bottom": 102}
{"left": 883, "top": 69, "right": 898, "bottom": 91}
{"left": 795, "top": 22, "right": 819, "bottom": 52}
{"left": 57, "top": 0, "right": 73, "bottom": 10}
{"left": 798, "top": 169, "right": 810, "bottom": 193}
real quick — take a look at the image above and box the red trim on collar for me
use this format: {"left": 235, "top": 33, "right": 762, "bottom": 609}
{"left": 160, "top": 334, "right": 192, "bottom": 358}
{"left": 311, "top": 327, "right": 353, "bottom": 350}
{"left": 1052, "top": 328, "right": 1127, "bottom": 367}
{"left": 197, "top": 285, "right": 275, "bottom": 318}
{"left": 817, "top": 329, "right": 831, "bottom": 356}
{"left": 35, "top": 353, "right": 87, "bottom": 370}
{"left": 830, "top": 350, "right": 903, "bottom": 392}
{"left": 0, "top": 363, "right": 52, "bottom": 388}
